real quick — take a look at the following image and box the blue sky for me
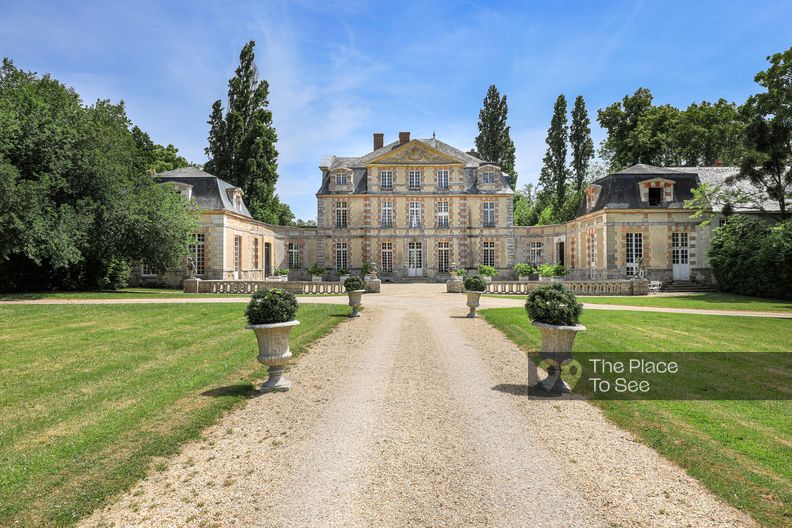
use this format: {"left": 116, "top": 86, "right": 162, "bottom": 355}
{"left": 2, "top": 0, "right": 790, "bottom": 220}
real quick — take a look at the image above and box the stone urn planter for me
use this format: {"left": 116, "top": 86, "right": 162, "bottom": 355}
{"left": 525, "top": 283, "right": 585, "bottom": 393}
{"left": 338, "top": 274, "right": 350, "bottom": 283}
{"left": 518, "top": 275, "right": 531, "bottom": 282}
{"left": 311, "top": 275, "right": 322, "bottom": 282}
{"left": 248, "top": 321, "right": 300, "bottom": 392}
{"left": 538, "top": 275, "right": 552, "bottom": 282}
{"left": 245, "top": 288, "right": 300, "bottom": 393}
{"left": 481, "top": 276, "right": 493, "bottom": 282}
{"left": 463, "top": 276, "right": 487, "bottom": 318}
{"left": 347, "top": 290, "right": 365, "bottom": 317}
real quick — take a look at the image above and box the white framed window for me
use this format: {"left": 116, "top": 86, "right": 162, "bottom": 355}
{"left": 335, "top": 172, "right": 348, "bottom": 185}
{"left": 335, "top": 242, "right": 348, "bottom": 270}
{"left": 381, "top": 201, "right": 393, "bottom": 228}
{"left": 587, "top": 232, "right": 597, "bottom": 279}
{"left": 718, "top": 217, "right": 726, "bottom": 228}
{"left": 380, "top": 170, "right": 393, "bottom": 190}
{"left": 408, "top": 201, "right": 421, "bottom": 228}
{"left": 528, "top": 242, "right": 543, "bottom": 265}
{"left": 141, "top": 263, "right": 157, "bottom": 276}
{"left": 438, "top": 242, "right": 450, "bottom": 272}
{"left": 482, "top": 171, "right": 494, "bottom": 184}
{"left": 408, "top": 169, "right": 421, "bottom": 190}
{"left": 625, "top": 233, "right": 643, "bottom": 276}
{"left": 437, "top": 170, "right": 449, "bottom": 190}
{"left": 189, "top": 233, "right": 205, "bottom": 275}
{"left": 381, "top": 242, "right": 393, "bottom": 272}
{"left": 436, "top": 201, "right": 449, "bottom": 228}
{"left": 483, "top": 241, "right": 495, "bottom": 267}
{"left": 234, "top": 235, "right": 242, "bottom": 272}
{"left": 335, "top": 201, "right": 348, "bottom": 228}
{"left": 234, "top": 194, "right": 243, "bottom": 212}
{"left": 287, "top": 243, "right": 300, "bottom": 269}
{"left": 252, "top": 238, "right": 260, "bottom": 269}
{"left": 483, "top": 201, "right": 495, "bottom": 226}
{"left": 672, "top": 232, "right": 689, "bottom": 265}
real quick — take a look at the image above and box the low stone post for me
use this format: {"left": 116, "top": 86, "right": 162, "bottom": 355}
{"left": 183, "top": 277, "right": 200, "bottom": 293}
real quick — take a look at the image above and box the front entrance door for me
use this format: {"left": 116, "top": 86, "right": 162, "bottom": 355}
{"left": 264, "top": 242, "right": 272, "bottom": 277}
{"left": 408, "top": 242, "right": 423, "bottom": 277}
{"left": 672, "top": 232, "right": 689, "bottom": 280}
{"left": 556, "top": 241, "right": 565, "bottom": 267}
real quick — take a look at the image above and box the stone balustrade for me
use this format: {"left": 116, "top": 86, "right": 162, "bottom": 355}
{"left": 484, "top": 279, "right": 649, "bottom": 296}
{"left": 183, "top": 278, "right": 345, "bottom": 295}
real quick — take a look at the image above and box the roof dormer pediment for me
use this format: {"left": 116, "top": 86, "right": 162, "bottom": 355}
{"left": 368, "top": 140, "right": 463, "bottom": 166}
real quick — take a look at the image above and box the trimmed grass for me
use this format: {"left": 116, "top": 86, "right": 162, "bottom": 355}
{"left": 484, "top": 291, "right": 792, "bottom": 313}
{"left": 479, "top": 307, "right": 792, "bottom": 526}
{"left": 0, "top": 288, "right": 343, "bottom": 301}
{"left": 0, "top": 302, "right": 347, "bottom": 527}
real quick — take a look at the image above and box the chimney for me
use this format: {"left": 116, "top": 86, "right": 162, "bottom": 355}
{"left": 373, "top": 132, "right": 384, "bottom": 151}
{"left": 399, "top": 131, "right": 410, "bottom": 145}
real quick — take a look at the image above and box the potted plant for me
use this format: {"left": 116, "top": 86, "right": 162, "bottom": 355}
{"left": 478, "top": 264, "right": 497, "bottom": 282}
{"left": 338, "top": 267, "right": 349, "bottom": 283}
{"left": 537, "top": 263, "right": 556, "bottom": 282}
{"left": 308, "top": 263, "right": 323, "bottom": 282}
{"left": 552, "top": 264, "right": 567, "bottom": 282}
{"left": 513, "top": 262, "right": 535, "bottom": 282}
{"left": 344, "top": 276, "right": 366, "bottom": 317}
{"left": 360, "top": 262, "right": 372, "bottom": 281}
{"left": 463, "top": 275, "right": 487, "bottom": 318}
{"left": 245, "top": 288, "right": 300, "bottom": 392}
{"left": 366, "top": 261, "right": 379, "bottom": 280}
{"left": 525, "top": 283, "right": 585, "bottom": 392}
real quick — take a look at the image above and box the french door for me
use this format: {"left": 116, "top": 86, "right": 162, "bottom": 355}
{"left": 233, "top": 235, "right": 241, "bottom": 279}
{"left": 672, "top": 232, "right": 689, "bottom": 280}
{"left": 408, "top": 242, "right": 423, "bottom": 277}
{"left": 626, "top": 233, "right": 643, "bottom": 276}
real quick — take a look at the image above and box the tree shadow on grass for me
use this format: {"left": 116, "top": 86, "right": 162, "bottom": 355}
{"left": 201, "top": 384, "right": 259, "bottom": 399}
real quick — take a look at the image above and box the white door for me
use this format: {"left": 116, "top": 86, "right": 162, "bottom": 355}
{"left": 408, "top": 242, "right": 423, "bottom": 277}
{"left": 672, "top": 232, "right": 689, "bottom": 280}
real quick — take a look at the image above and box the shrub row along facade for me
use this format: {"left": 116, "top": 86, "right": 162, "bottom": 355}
{"left": 133, "top": 133, "right": 770, "bottom": 287}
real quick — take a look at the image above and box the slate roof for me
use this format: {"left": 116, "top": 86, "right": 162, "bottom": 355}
{"left": 671, "top": 166, "right": 782, "bottom": 212}
{"left": 156, "top": 166, "right": 252, "bottom": 217}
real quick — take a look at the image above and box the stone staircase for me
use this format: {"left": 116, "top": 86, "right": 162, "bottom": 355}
{"left": 663, "top": 280, "right": 717, "bottom": 293}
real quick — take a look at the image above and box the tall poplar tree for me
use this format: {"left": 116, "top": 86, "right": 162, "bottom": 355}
{"left": 205, "top": 41, "right": 293, "bottom": 225}
{"left": 570, "top": 95, "right": 594, "bottom": 190}
{"left": 540, "top": 94, "right": 569, "bottom": 205}
{"left": 475, "top": 85, "right": 518, "bottom": 189}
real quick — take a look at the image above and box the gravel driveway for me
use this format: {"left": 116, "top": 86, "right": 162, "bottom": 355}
{"left": 81, "top": 285, "right": 756, "bottom": 527}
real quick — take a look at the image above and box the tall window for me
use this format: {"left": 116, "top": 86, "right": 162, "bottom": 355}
{"left": 587, "top": 232, "right": 597, "bottom": 279}
{"left": 528, "top": 242, "right": 543, "bottom": 265}
{"left": 252, "top": 238, "right": 260, "bottom": 269}
{"left": 482, "top": 241, "right": 495, "bottom": 267}
{"left": 437, "top": 170, "right": 449, "bottom": 190}
{"left": 189, "top": 233, "right": 205, "bottom": 275}
{"left": 483, "top": 202, "right": 495, "bottom": 226}
{"left": 482, "top": 171, "right": 494, "bottom": 184}
{"left": 335, "top": 201, "right": 348, "bottom": 228}
{"left": 234, "top": 235, "right": 242, "bottom": 272}
{"left": 381, "top": 242, "right": 393, "bottom": 272}
{"left": 141, "top": 263, "right": 157, "bottom": 276}
{"left": 380, "top": 170, "right": 393, "bottom": 190}
{"left": 335, "top": 172, "right": 348, "bottom": 185}
{"left": 672, "top": 232, "right": 689, "bottom": 265}
{"left": 381, "top": 201, "right": 393, "bottom": 228}
{"left": 287, "top": 243, "right": 300, "bottom": 269}
{"left": 625, "top": 233, "right": 643, "bottom": 276}
{"left": 438, "top": 242, "right": 450, "bottom": 272}
{"left": 409, "top": 201, "right": 421, "bottom": 228}
{"left": 335, "top": 242, "right": 348, "bottom": 270}
{"left": 436, "top": 201, "right": 449, "bottom": 228}
{"left": 408, "top": 170, "right": 421, "bottom": 190}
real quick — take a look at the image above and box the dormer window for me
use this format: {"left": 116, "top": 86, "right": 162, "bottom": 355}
{"left": 234, "top": 194, "right": 243, "bottom": 212}
{"left": 648, "top": 187, "right": 662, "bottom": 206}
{"left": 482, "top": 172, "right": 494, "bottom": 184}
{"left": 335, "top": 173, "right": 348, "bottom": 185}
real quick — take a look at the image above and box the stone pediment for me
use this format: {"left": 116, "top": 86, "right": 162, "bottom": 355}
{"left": 369, "top": 141, "right": 462, "bottom": 165}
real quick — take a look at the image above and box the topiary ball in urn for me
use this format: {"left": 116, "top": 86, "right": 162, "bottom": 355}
{"left": 344, "top": 276, "right": 366, "bottom": 317}
{"left": 525, "top": 283, "right": 586, "bottom": 392}
{"left": 463, "top": 275, "right": 487, "bottom": 318}
{"left": 245, "top": 288, "right": 300, "bottom": 392}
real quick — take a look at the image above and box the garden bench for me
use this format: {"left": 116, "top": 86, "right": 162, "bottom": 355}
{"left": 648, "top": 281, "right": 662, "bottom": 294}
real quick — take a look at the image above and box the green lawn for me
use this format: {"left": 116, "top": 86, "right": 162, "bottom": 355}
{"left": 484, "top": 291, "right": 792, "bottom": 313}
{"left": 0, "top": 302, "right": 347, "bottom": 527}
{"left": 0, "top": 287, "right": 342, "bottom": 301}
{"left": 479, "top": 307, "right": 792, "bottom": 526}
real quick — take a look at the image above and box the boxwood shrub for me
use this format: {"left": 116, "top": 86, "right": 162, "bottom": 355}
{"left": 525, "top": 283, "right": 582, "bottom": 326}
{"left": 464, "top": 275, "right": 487, "bottom": 292}
{"left": 344, "top": 276, "right": 365, "bottom": 292}
{"left": 245, "top": 288, "right": 299, "bottom": 325}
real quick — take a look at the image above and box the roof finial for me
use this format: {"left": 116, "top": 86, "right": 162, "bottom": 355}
{"left": 432, "top": 130, "right": 436, "bottom": 140}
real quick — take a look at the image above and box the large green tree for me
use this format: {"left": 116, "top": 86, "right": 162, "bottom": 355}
{"left": 475, "top": 85, "right": 518, "bottom": 189}
{"left": 675, "top": 100, "right": 745, "bottom": 166}
{"left": 737, "top": 47, "right": 792, "bottom": 219}
{"left": 570, "top": 95, "right": 594, "bottom": 191}
{"left": 131, "top": 126, "right": 189, "bottom": 174}
{"left": 0, "top": 58, "right": 196, "bottom": 292}
{"left": 205, "top": 41, "right": 293, "bottom": 225}
{"left": 540, "top": 94, "right": 569, "bottom": 205}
